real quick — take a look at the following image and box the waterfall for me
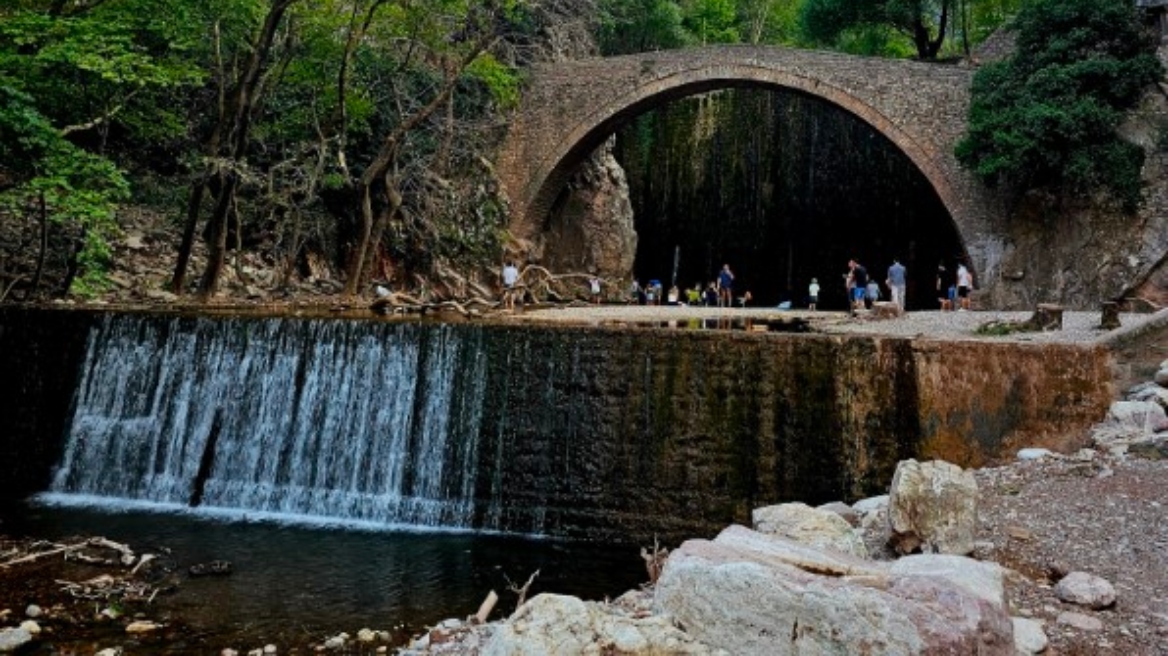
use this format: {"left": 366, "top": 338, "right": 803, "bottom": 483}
{"left": 45, "top": 315, "right": 489, "bottom": 530}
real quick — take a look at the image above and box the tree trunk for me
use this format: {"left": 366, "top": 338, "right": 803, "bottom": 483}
{"left": 171, "top": 179, "right": 207, "bottom": 293}
{"left": 191, "top": 0, "right": 300, "bottom": 300}
{"left": 31, "top": 192, "right": 48, "bottom": 294}
{"left": 198, "top": 173, "right": 239, "bottom": 299}
{"left": 342, "top": 183, "right": 376, "bottom": 296}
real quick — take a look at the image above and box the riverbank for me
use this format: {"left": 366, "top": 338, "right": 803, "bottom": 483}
{"left": 3, "top": 434, "right": 1166, "bottom": 654}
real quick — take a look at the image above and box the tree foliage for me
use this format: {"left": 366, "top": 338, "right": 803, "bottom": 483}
{"left": 798, "top": 0, "right": 953, "bottom": 59}
{"left": 955, "top": 0, "right": 1164, "bottom": 211}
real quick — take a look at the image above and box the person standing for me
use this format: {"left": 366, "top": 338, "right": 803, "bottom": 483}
{"left": 848, "top": 259, "right": 868, "bottom": 312}
{"left": 935, "top": 263, "right": 954, "bottom": 311}
{"left": 808, "top": 277, "right": 820, "bottom": 310}
{"left": 956, "top": 261, "right": 974, "bottom": 311}
{"left": 887, "top": 259, "right": 907, "bottom": 311}
{"left": 502, "top": 261, "right": 520, "bottom": 310}
{"left": 717, "top": 264, "right": 734, "bottom": 308}
{"left": 589, "top": 275, "right": 602, "bottom": 304}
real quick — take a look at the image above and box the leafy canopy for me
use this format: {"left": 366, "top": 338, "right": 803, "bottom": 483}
{"left": 955, "top": 0, "right": 1164, "bottom": 210}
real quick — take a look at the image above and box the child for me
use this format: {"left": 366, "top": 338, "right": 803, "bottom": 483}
{"left": 808, "top": 278, "right": 820, "bottom": 310}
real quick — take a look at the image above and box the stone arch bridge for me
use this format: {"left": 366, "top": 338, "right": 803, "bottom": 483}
{"left": 496, "top": 45, "right": 1008, "bottom": 282}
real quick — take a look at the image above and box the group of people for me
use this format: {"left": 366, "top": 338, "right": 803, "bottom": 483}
{"left": 503, "top": 256, "right": 975, "bottom": 313}
{"left": 826, "top": 257, "right": 972, "bottom": 313}
{"left": 629, "top": 264, "right": 743, "bottom": 308}
{"left": 936, "top": 261, "right": 975, "bottom": 311}
{"left": 838, "top": 258, "right": 905, "bottom": 313}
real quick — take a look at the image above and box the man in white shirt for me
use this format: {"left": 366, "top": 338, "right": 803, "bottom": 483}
{"left": 502, "top": 261, "right": 520, "bottom": 310}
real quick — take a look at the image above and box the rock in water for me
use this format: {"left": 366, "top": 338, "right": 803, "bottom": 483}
{"left": 0, "top": 627, "right": 33, "bottom": 653}
{"left": 653, "top": 525, "right": 1013, "bottom": 656}
{"left": 188, "top": 560, "right": 233, "bottom": 577}
{"left": 888, "top": 459, "right": 978, "bottom": 555}
{"left": 752, "top": 502, "right": 868, "bottom": 557}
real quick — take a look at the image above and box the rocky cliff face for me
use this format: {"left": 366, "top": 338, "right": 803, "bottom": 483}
{"left": 532, "top": 137, "right": 638, "bottom": 283}
{"left": 981, "top": 47, "right": 1168, "bottom": 311}
{"left": 504, "top": 9, "right": 639, "bottom": 285}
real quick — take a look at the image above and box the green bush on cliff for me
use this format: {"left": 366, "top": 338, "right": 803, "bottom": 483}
{"left": 956, "top": 0, "right": 1164, "bottom": 211}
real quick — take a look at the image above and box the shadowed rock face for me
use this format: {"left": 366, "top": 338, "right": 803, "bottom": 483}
{"left": 533, "top": 138, "right": 637, "bottom": 283}
{"left": 1, "top": 310, "right": 1113, "bottom": 543}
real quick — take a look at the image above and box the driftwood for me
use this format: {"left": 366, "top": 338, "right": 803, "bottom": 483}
{"left": 472, "top": 589, "right": 499, "bottom": 624}
{"left": 641, "top": 536, "right": 669, "bottom": 585}
{"left": 0, "top": 542, "right": 81, "bottom": 568}
{"left": 365, "top": 264, "right": 606, "bottom": 315}
{"left": 369, "top": 291, "right": 498, "bottom": 317}
{"left": 505, "top": 569, "right": 540, "bottom": 609}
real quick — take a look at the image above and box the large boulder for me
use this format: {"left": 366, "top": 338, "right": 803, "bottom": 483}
{"left": 535, "top": 138, "right": 637, "bottom": 285}
{"left": 483, "top": 593, "right": 718, "bottom": 656}
{"left": 887, "top": 459, "right": 979, "bottom": 555}
{"left": 654, "top": 525, "right": 1014, "bottom": 656}
{"left": 752, "top": 502, "right": 868, "bottom": 558}
{"left": 1105, "top": 400, "right": 1168, "bottom": 433}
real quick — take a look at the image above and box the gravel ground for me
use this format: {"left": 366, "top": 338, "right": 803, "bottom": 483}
{"left": 974, "top": 453, "right": 1168, "bottom": 655}
{"left": 512, "top": 306, "right": 1154, "bottom": 345}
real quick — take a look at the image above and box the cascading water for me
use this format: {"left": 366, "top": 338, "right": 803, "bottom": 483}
{"left": 43, "top": 315, "right": 489, "bottom": 530}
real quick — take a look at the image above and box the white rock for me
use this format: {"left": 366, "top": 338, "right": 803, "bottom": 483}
{"left": 1156, "top": 368, "right": 1168, "bottom": 387}
{"left": 888, "top": 459, "right": 979, "bottom": 555}
{"left": 1054, "top": 571, "right": 1116, "bottom": 609}
{"left": 484, "top": 594, "right": 716, "bottom": 656}
{"left": 0, "top": 627, "right": 33, "bottom": 653}
{"left": 125, "top": 621, "right": 162, "bottom": 634}
{"left": 221, "top": 649, "right": 239, "bottom": 656}
{"left": 1057, "top": 611, "right": 1103, "bottom": 631}
{"left": 1106, "top": 400, "right": 1168, "bottom": 433}
{"left": 1017, "top": 448, "right": 1053, "bottom": 460}
{"left": 356, "top": 628, "right": 377, "bottom": 643}
{"left": 24, "top": 605, "right": 42, "bottom": 619}
{"left": 247, "top": 649, "right": 262, "bottom": 656}
{"left": 852, "top": 494, "right": 889, "bottom": 515}
{"left": 323, "top": 635, "right": 346, "bottom": 650}
{"left": 817, "top": 501, "right": 861, "bottom": 527}
{"left": 17, "top": 621, "right": 39, "bottom": 636}
{"left": 96, "top": 649, "right": 122, "bottom": 656}
{"left": 653, "top": 525, "right": 1013, "bottom": 656}
{"left": 752, "top": 502, "right": 868, "bottom": 557}
{"left": 1129, "top": 383, "right": 1168, "bottom": 407}
{"left": 1012, "top": 617, "right": 1048, "bottom": 654}
{"left": 263, "top": 644, "right": 277, "bottom": 654}
{"left": 888, "top": 554, "right": 1007, "bottom": 607}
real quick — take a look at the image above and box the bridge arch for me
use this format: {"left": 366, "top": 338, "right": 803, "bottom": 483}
{"left": 495, "top": 46, "right": 1003, "bottom": 282}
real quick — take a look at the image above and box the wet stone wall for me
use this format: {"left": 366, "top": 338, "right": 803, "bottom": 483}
{"left": 0, "top": 310, "right": 1113, "bottom": 543}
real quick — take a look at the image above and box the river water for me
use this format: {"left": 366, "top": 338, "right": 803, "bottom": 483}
{"left": 6, "top": 501, "right": 645, "bottom": 646}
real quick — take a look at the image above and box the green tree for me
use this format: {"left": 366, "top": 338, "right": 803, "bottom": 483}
{"left": 683, "top": 0, "right": 740, "bottom": 44}
{"left": 798, "top": 0, "right": 953, "bottom": 59}
{"left": 0, "top": 0, "right": 201, "bottom": 298}
{"left": 955, "top": 0, "right": 1164, "bottom": 211}
{"left": 737, "top": 0, "right": 799, "bottom": 45}
{"left": 598, "top": 0, "right": 689, "bottom": 54}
